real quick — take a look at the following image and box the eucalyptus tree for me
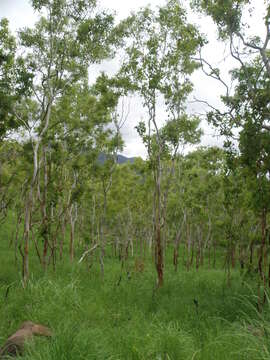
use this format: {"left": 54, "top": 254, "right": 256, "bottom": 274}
{"left": 0, "top": 19, "right": 17, "bottom": 140}
{"left": 15, "top": 0, "right": 118, "bottom": 284}
{"left": 226, "top": 59, "right": 270, "bottom": 301}
{"left": 170, "top": 147, "right": 225, "bottom": 271}
{"left": 189, "top": 0, "right": 270, "bottom": 168}
{"left": 189, "top": 0, "right": 270, "bottom": 155}
{"left": 197, "top": 48, "right": 270, "bottom": 294}
{"left": 121, "top": 0, "right": 203, "bottom": 286}
{"left": 108, "top": 159, "right": 153, "bottom": 259}
{"left": 87, "top": 74, "right": 127, "bottom": 277}
{"left": 190, "top": 1, "right": 270, "bottom": 292}
{"left": 33, "top": 81, "right": 96, "bottom": 266}
{"left": 0, "top": 19, "right": 32, "bottom": 226}
{"left": 191, "top": 0, "right": 270, "bottom": 80}
{"left": 0, "top": 19, "right": 33, "bottom": 140}
{"left": 0, "top": 141, "right": 26, "bottom": 229}
{"left": 32, "top": 68, "right": 130, "bottom": 267}
{"left": 190, "top": 0, "right": 270, "bottom": 141}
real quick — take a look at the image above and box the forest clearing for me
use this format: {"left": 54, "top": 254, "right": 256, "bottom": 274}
{"left": 1, "top": 0, "right": 270, "bottom": 358}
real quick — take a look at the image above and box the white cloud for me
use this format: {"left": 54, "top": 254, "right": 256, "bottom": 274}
{"left": 0, "top": 0, "right": 37, "bottom": 33}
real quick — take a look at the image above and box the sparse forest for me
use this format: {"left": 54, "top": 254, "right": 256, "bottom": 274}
{"left": 1, "top": 0, "right": 270, "bottom": 359}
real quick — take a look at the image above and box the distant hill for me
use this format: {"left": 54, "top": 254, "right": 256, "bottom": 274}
{"left": 117, "top": 154, "right": 137, "bottom": 164}
{"left": 97, "top": 153, "right": 138, "bottom": 165}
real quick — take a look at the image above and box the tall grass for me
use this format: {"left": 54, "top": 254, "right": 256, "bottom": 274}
{"left": 0, "top": 225, "right": 270, "bottom": 359}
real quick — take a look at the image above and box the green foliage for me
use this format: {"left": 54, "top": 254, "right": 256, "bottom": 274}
{"left": 162, "top": 115, "right": 202, "bottom": 149}
{"left": 0, "top": 231, "right": 269, "bottom": 360}
{"left": 191, "top": 0, "right": 251, "bottom": 39}
{"left": 122, "top": 0, "right": 204, "bottom": 183}
{"left": 0, "top": 19, "right": 33, "bottom": 139}
{"left": 2, "top": 2, "right": 270, "bottom": 358}
{"left": 122, "top": 0, "right": 204, "bottom": 103}
{"left": 0, "top": 19, "right": 16, "bottom": 136}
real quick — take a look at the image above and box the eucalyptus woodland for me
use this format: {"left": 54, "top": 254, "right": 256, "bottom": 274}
{"left": 1, "top": 0, "right": 270, "bottom": 302}
{"left": 121, "top": 0, "right": 203, "bottom": 286}
{"left": 191, "top": 0, "right": 270, "bottom": 303}
{"left": 10, "top": 0, "right": 120, "bottom": 284}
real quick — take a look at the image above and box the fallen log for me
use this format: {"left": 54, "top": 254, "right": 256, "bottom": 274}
{"left": 0, "top": 321, "right": 52, "bottom": 357}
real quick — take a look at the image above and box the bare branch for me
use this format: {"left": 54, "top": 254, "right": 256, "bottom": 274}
{"left": 78, "top": 243, "right": 99, "bottom": 263}
{"left": 193, "top": 49, "right": 230, "bottom": 98}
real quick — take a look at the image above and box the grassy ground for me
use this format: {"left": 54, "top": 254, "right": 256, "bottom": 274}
{"left": 0, "top": 225, "right": 269, "bottom": 359}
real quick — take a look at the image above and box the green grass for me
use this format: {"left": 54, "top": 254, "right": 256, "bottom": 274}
{"left": 0, "top": 227, "right": 269, "bottom": 359}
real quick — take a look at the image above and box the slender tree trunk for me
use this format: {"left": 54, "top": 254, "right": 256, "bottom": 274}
{"left": 98, "top": 219, "right": 104, "bottom": 278}
{"left": 70, "top": 221, "right": 75, "bottom": 262}
{"left": 173, "top": 214, "right": 186, "bottom": 272}
{"left": 186, "top": 222, "right": 191, "bottom": 271}
{"left": 41, "top": 147, "right": 49, "bottom": 269}
{"left": 259, "top": 208, "right": 267, "bottom": 304}
{"left": 155, "top": 157, "right": 163, "bottom": 287}
{"left": 60, "top": 216, "right": 66, "bottom": 260}
{"left": 208, "top": 241, "right": 211, "bottom": 269}
{"left": 173, "top": 228, "right": 181, "bottom": 272}
{"left": 249, "top": 240, "right": 254, "bottom": 267}
{"left": 258, "top": 208, "right": 267, "bottom": 280}
{"left": 69, "top": 203, "right": 77, "bottom": 262}
{"left": 14, "top": 211, "right": 22, "bottom": 264}
{"left": 23, "top": 142, "right": 39, "bottom": 285}
{"left": 213, "top": 238, "right": 216, "bottom": 269}
{"left": 22, "top": 102, "right": 52, "bottom": 285}
{"left": 99, "top": 191, "right": 107, "bottom": 279}
{"left": 190, "top": 234, "right": 195, "bottom": 267}
{"left": 231, "top": 245, "right": 235, "bottom": 269}
{"left": 196, "top": 226, "right": 202, "bottom": 271}
{"left": 23, "top": 195, "right": 31, "bottom": 286}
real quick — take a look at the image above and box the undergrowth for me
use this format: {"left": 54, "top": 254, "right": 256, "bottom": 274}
{"left": 0, "top": 231, "right": 269, "bottom": 359}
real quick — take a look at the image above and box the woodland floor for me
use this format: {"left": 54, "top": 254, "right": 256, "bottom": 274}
{"left": 0, "top": 223, "right": 269, "bottom": 359}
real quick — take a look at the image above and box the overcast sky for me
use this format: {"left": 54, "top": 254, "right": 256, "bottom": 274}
{"left": 0, "top": 0, "right": 266, "bottom": 158}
